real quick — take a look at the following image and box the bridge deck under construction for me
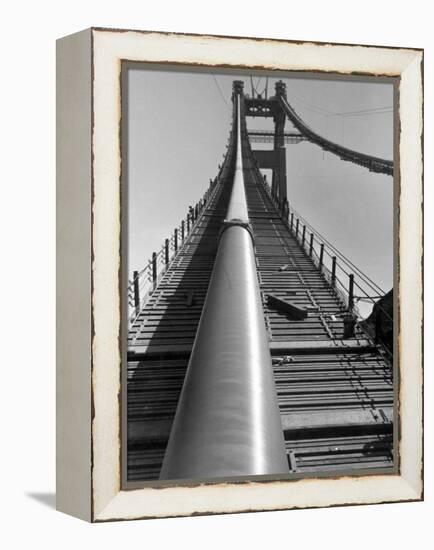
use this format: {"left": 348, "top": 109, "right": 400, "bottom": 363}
{"left": 127, "top": 84, "right": 393, "bottom": 482}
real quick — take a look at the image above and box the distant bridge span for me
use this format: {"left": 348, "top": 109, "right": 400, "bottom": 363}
{"left": 278, "top": 95, "right": 394, "bottom": 176}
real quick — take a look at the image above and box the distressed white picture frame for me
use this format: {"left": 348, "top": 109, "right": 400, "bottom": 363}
{"left": 56, "top": 27, "right": 423, "bottom": 522}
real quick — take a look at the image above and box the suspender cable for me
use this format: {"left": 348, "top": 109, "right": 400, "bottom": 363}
{"left": 160, "top": 85, "right": 288, "bottom": 480}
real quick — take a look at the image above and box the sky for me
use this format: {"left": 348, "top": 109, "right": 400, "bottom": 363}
{"left": 126, "top": 67, "right": 394, "bottom": 309}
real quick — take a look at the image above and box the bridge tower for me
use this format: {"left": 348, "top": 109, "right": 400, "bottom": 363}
{"left": 127, "top": 80, "right": 394, "bottom": 481}
{"left": 245, "top": 80, "right": 289, "bottom": 208}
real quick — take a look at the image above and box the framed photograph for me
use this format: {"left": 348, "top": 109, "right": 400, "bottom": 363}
{"left": 56, "top": 28, "right": 423, "bottom": 522}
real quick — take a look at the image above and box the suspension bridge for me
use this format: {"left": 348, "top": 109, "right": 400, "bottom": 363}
{"left": 127, "top": 79, "right": 394, "bottom": 481}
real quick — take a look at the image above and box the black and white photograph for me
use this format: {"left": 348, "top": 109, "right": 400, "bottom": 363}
{"left": 2, "top": 0, "right": 429, "bottom": 540}
{"left": 124, "top": 66, "right": 395, "bottom": 484}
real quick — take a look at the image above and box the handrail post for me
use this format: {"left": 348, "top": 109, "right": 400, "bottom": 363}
{"left": 302, "top": 225, "right": 306, "bottom": 247}
{"left": 174, "top": 228, "right": 178, "bottom": 253}
{"left": 295, "top": 218, "right": 299, "bottom": 240}
{"left": 290, "top": 212, "right": 294, "bottom": 232}
{"left": 152, "top": 252, "right": 157, "bottom": 288}
{"left": 319, "top": 243, "right": 324, "bottom": 271}
{"left": 331, "top": 256, "right": 337, "bottom": 286}
{"left": 181, "top": 220, "right": 185, "bottom": 242}
{"left": 187, "top": 213, "right": 190, "bottom": 233}
{"left": 133, "top": 270, "right": 140, "bottom": 315}
{"left": 309, "top": 233, "right": 314, "bottom": 256}
{"left": 348, "top": 273, "right": 354, "bottom": 310}
{"left": 165, "top": 238, "right": 170, "bottom": 266}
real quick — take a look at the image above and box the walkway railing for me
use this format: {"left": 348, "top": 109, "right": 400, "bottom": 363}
{"left": 260, "top": 176, "right": 392, "bottom": 325}
{"left": 127, "top": 180, "right": 217, "bottom": 325}
{"left": 128, "top": 117, "right": 238, "bottom": 326}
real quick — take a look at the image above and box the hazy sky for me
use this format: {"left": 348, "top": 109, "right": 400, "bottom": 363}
{"left": 126, "top": 67, "right": 394, "bottom": 303}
